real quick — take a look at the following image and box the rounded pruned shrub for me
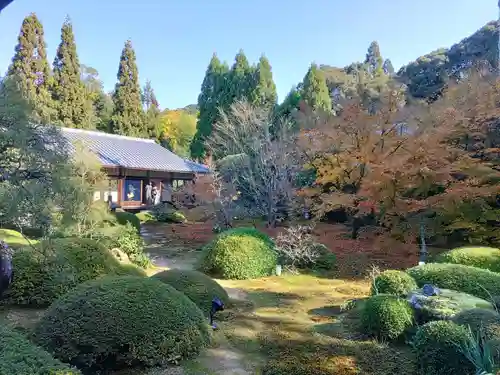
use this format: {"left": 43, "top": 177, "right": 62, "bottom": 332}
{"left": 413, "top": 320, "right": 474, "bottom": 375}
{"left": 33, "top": 276, "right": 210, "bottom": 372}
{"left": 371, "top": 270, "right": 417, "bottom": 296}
{"left": 4, "top": 237, "right": 138, "bottom": 306}
{"left": 407, "top": 263, "right": 500, "bottom": 300}
{"left": 452, "top": 308, "right": 500, "bottom": 341}
{"left": 152, "top": 269, "right": 230, "bottom": 316}
{"left": 197, "top": 227, "right": 277, "bottom": 280}
{"left": 0, "top": 325, "right": 81, "bottom": 375}
{"left": 114, "top": 211, "right": 141, "bottom": 232}
{"left": 135, "top": 210, "right": 155, "bottom": 223}
{"left": 361, "top": 294, "right": 414, "bottom": 340}
{"left": 436, "top": 246, "right": 500, "bottom": 272}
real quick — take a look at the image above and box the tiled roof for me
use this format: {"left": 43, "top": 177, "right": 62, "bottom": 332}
{"left": 60, "top": 127, "right": 210, "bottom": 174}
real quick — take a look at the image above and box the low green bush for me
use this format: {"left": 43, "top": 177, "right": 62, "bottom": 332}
{"left": 197, "top": 227, "right": 277, "bottom": 280}
{"left": 371, "top": 270, "right": 417, "bottom": 296}
{"left": 33, "top": 276, "right": 210, "bottom": 372}
{"left": 3, "top": 237, "right": 138, "bottom": 306}
{"left": 114, "top": 211, "right": 141, "bottom": 232}
{"left": 361, "top": 294, "right": 414, "bottom": 340}
{"left": 452, "top": 308, "right": 500, "bottom": 341}
{"left": 151, "top": 203, "right": 186, "bottom": 223}
{"left": 0, "top": 325, "right": 81, "bottom": 375}
{"left": 135, "top": 210, "right": 155, "bottom": 223}
{"left": 436, "top": 246, "right": 500, "bottom": 272}
{"left": 152, "top": 269, "right": 230, "bottom": 316}
{"left": 311, "top": 243, "right": 337, "bottom": 271}
{"left": 413, "top": 320, "right": 475, "bottom": 375}
{"left": 91, "top": 222, "right": 151, "bottom": 268}
{"left": 407, "top": 263, "right": 500, "bottom": 300}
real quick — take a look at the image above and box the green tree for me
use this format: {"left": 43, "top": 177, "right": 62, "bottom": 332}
{"left": 250, "top": 55, "right": 277, "bottom": 110}
{"left": 81, "top": 65, "right": 113, "bottom": 132}
{"left": 227, "top": 50, "right": 253, "bottom": 106}
{"left": 52, "top": 17, "right": 95, "bottom": 129}
{"left": 383, "top": 59, "right": 395, "bottom": 75}
{"left": 365, "top": 41, "right": 384, "bottom": 76}
{"left": 142, "top": 80, "right": 161, "bottom": 139}
{"left": 190, "top": 54, "right": 229, "bottom": 160}
{"left": 7, "top": 13, "right": 55, "bottom": 123}
{"left": 301, "top": 63, "right": 331, "bottom": 113}
{"left": 110, "top": 40, "right": 145, "bottom": 137}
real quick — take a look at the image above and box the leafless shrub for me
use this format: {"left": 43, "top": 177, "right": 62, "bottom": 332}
{"left": 275, "top": 224, "right": 321, "bottom": 271}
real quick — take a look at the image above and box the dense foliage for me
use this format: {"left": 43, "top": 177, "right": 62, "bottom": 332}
{"left": 371, "top": 270, "right": 417, "bottom": 296}
{"left": 198, "top": 227, "right": 277, "bottom": 279}
{"left": 33, "top": 276, "right": 210, "bottom": 372}
{"left": 361, "top": 294, "right": 414, "bottom": 340}
{"left": 152, "top": 269, "right": 230, "bottom": 316}
{"left": 413, "top": 320, "right": 475, "bottom": 375}
{"left": 3, "top": 237, "right": 139, "bottom": 306}
{"left": 436, "top": 246, "right": 500, "bottom": 272}
{"left": 452, "top": 308, "right": 500, "bottom": 341}
{"left": 407, "top": 263, "right": 500, "bottom": 300}
{"left": 0, "top": 325, "right": 81, "bottom": 375}
{"left": 114, "top": 210, "right": 141, "bottom": 232}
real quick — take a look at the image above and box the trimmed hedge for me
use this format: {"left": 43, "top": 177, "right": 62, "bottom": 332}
{"left": 361, "top": 294, "right": 414, "bottom": 340}
{"left": 0, "top": 325, "right": 81, "bottom": 375}
{"left": 114, "top": 211, "right": 141, "bottom": 232}
{"left": 135, "top": 210, "right": 155, "bottom": 223}
{"left": 407, "top": 263, "right": 500, "bottom": 300}
{"left": 371, "top": 270, "right": 417, "bottom": 296}
{"left": 452, "top": 308, "right": 500, "bottom": 341}
{"left": 151, "top": 203, "right": 186, "bottom": 223}
{"left": 3, "top": 237, "right": 142, "bottom": 306}
{"left": 197, "top": 227, "right": 277, "bottom": 280}
{"left": 413, "top": 320, "right": 475, "bottom": 375}
{"left": 33, "top": 276, "right": 210, "bottom": 372}
{"left": 436, "top": 246, "right": 500, "bottom": 272}
{"left": 152, "top": 269, "right": 230, "bottom": 316}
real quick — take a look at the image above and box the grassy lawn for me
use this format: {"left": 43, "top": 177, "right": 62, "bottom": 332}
{"left": 0, "top": 228, "right": 39, "bottom": 249}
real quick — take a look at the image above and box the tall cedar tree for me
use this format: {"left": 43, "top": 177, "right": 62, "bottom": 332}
{"left": 190, "top": 54, "right": 229, "bottom": 160}
{"left": 52, "top": 17, "right": 94, "bottom": 129}
{"left": 80, "top": 65, "right": 113, "bottom": 131}
{"left": 250, "top": 55, "right": 277, "bottom": 110}
{"left": 227, "top": 50, "right": 254, "bottom": 107}
{"left": 7, "top": 13, "right": 55, "bottom": 123}
{"left": 301, "top": 63, "right": 332, "bottom": 113}
{"left": 383, "top": 59, "right": 395, "bottom": 75}
{"left": 142, "top": 80, "right": 161, "bottom": 139}
{"left": 110, "top": 40, "right": 145, "bottom": 137}
{"left": 365, "top": 41, "right": 384, "bottom": 76}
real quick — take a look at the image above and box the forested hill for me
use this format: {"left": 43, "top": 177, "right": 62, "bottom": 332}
{"left": 319, "top": 21, "right": 498, "bottom": 102}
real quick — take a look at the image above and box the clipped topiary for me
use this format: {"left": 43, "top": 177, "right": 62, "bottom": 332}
{"left": 152, "top": 269, "right": 230, "bottom": 316}
{"left": 0, "top": 325, "right": 81, "bottom": 375}
{"left": 361, "top": 294, "right": 414, "bottom": 340}
{"left": 407, "top": 263, "right": 500, "bottom": 300}
{"left": 413, "top": 320, "right": 474, "bottom": 375}
{"left": 3, "top": 237, "right": 141, "bottom": 306}
{"left": 152, "top": 203, "right": 186, "bottom": 223}
{"left": 198, "top": 227, "right": 277, "bottom": 280}
{"left": 114, "top": 211, "right": 141, "bottom": 232}
{"left": 135, "top": 210, "right": 155, "bottom": 223}
{"left": 452, "top": 308, "right": 500, "bottom": 341}
{"left": 371, "top": 270, "right": 417, "bottom": 296}
{"left": 33, "top": 276, "right": 210, "bottom": 372}
{"left": 437, "top": 246, "right": 500, "bottom": 272}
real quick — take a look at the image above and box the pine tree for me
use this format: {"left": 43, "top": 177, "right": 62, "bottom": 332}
{"left": 250, "top": 54, "right": 277, "bottom": 110}
{"left": 110, "top": 40, "right": 145, "bottom": 137}
{"left": 190, "top": 53, "right": 229, "bottom": 160}
{"left": 227, "top": 50, "right": 253, "bottom": 107}
{"left": 52, "top": 17, "right": 95, "bottom": 129}
{"left": 301, "top": 63, "right": 331, "bottom": 113}
{"left": 7, "top": 13, "right": 55, "bottom": 123}
{"left": 383, "top": 58, "right": 395, "bottom": 75}
{"left": 365, "top": 41, "right": 384, "bottom": 76}
{"left": 142, "top": 80, "right": 161, "bottom": 139}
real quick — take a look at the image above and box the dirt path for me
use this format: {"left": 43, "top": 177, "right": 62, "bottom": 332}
{"left": 141, "top": 224, "right": 254, "bottom": 375}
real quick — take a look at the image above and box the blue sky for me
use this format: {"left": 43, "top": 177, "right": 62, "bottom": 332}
{"left": 0, "top": 0, "right": 496, "bottom": 109}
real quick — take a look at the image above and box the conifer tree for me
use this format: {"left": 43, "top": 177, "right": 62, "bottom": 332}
{"left": 365, "top": 41, "right": 384, "bottom": 76}
{"left": 227, "top": 50, "right": 253, "bottom": 107}
{"left": 7, "top": 13, "right": 55, "bottom": 123}
{"left": 142, "top": 80, "right": 161, "bottom": 139}
{"left": 301, "top": 63, "right": 331, "bottom": 113}
{"left": 52, "top": 17, "right": 94, "bottom": 128}
{"left": 250, "top": 55, "right": 277, "bottom": 110}
{"left": 110, "top": 40, "right": 145, "bottom": 137}
{"left": 383, "top": 58, "right": 395, "bottom": 75}
{"left": 190, "top": 53, "right": 229, "bottom": 160}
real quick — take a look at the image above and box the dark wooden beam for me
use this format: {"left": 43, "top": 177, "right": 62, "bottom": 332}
{"left": 0, "top": 0, "right": 14, "bottom": 12}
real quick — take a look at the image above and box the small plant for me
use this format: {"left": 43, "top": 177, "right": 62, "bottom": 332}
{"left": 456, "top": 325, "right": 497, "bottom": 375}
{"left": 371, "top": 270, "right": 418, "bottom": 296}
{"left": 274, "top": 224, "right": 320, "bottom": 271}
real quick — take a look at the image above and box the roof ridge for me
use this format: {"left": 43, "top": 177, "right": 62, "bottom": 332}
{"left": 60, "top": 127, "right": 156, "bottom": 143}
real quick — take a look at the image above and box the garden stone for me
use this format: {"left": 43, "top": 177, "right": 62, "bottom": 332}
{"left": 407, "top": 288, "right": 494, "bottom": 324}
